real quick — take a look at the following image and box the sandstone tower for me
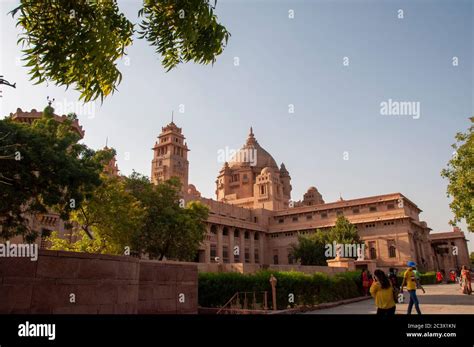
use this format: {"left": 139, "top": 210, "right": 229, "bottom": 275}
{"left": 151, "top": 121, "right": 189, "bottom": 191}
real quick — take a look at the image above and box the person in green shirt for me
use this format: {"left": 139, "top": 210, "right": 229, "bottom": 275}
{"left": 400, "top": 261, "right": 422, "bottom": 314}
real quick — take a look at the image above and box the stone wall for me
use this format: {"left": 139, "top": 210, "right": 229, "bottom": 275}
{"left": 0, "top": 250, "right": 198, "bottom": 314}
{"left": 138, "top": 260, "right": 197, "bottom": 314}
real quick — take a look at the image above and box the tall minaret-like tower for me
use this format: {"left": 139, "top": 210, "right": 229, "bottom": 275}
{"left": 151, "top": 120, "right": 189, "bottom": 191}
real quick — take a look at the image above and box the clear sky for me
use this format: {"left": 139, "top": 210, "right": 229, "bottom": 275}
{"left": 0, "top": 0, "right": 472, "bottom": 251}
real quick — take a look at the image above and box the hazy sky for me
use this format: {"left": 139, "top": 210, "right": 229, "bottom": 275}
{"left": 0, "top": 0, "right": 472, "bottom": 251}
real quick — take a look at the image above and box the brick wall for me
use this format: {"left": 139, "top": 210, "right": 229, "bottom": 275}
{"left": 0, "top": 250, "right": 198, "bottom": 314}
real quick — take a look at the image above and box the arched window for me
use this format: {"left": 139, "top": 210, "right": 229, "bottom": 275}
{"left": 210, "top": 225, "right": 217, "bottom": 235}
{"left": 234, "top": 229, "right": 240, "bottom": 238}
{"left": 223, "top": 227, "right": 229, "bottom": 236}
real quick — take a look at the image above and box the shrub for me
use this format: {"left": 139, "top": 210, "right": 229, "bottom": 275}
{"left": 397, "top": 271, "right": 437, "bottom": 286}
{"left": 198, "top": 270, "right": 363, "bottom": 309}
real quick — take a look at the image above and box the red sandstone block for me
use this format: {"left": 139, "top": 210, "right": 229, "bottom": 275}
{"left": 77, "top": 259, "right": 118, "bottom": 280}
{"left": 117, "top": 261, "right": 139, "bottom": 280}
{"left": 114, "top": 303, "right": 138, "bottom": 314}
{"left": 137, "top": 300, "right": 156, "bottom": 314}
{"left": 153, "top": 284, "right": 176, "bottom": 300}
{"left": 53, "top": 305, "right": 99, "bottom": 314}
{"left": 31, "top": 282, "right": 76, "bottom": 308}
{"left": 155, "top": 266, "right": 178, "bottom": 283}
{"left": 155, "top": 298, "right": 177, "bottom": 313}
{"left": 36, "top": 256, "right": 80, "bottom": 279}
{"left": 74, "top": 284, "right": 97, "bottom": 305}
{"left": 138, "top": 284, "right": 154, "bottom": 301}
{"left": 94, "top": 283, "right": 118, "bottom": 305}
{"left": 98, "top": 304, "right": 115, "bottom": 314}
{"left": 139, "top": 262, "right": 155, "bottom": 282}
{"left": 29, "top": 306, "right": 53, "bottom": 314}
{"left": 0, "top": 257, "right": 37, "bottom": 278}
{"left": 176, "top": 267, "right": 197, "bottom": 282}
{"left": 117, "top": 284, "right": 139, "bottom": 304}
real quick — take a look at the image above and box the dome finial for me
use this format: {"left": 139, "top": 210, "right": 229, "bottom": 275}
{"left": 249, "top": 126, "right": 253, "bottom": 136}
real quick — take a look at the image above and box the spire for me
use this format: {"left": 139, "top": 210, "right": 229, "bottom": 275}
{"left": 246, "top": 126, "right": 257, "bottom": 145}
{"left": 105, "top": 136, "right": 108, "bottom": 148}
{"left": 171, "top": 110, "right": 174, "bottom": 123}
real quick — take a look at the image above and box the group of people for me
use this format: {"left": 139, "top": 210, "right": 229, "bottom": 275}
{"left": 363, "top": 262, "right": 472, "bottom": 316}
{"left": 435, "top": 267, "right": 472, "bottom": 295}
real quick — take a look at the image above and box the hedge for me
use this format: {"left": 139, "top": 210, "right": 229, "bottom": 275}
{"left": 198, "top": 270, "right": 363, "bottom": 310}
{"left": 397, "top": 271, "right": 437, "bottom": 285}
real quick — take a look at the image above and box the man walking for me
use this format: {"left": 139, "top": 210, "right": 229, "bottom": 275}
{"left": 400, "top": 261, "right": 422, "bottom": 314}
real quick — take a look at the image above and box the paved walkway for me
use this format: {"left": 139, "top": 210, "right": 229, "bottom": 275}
{"left": 305, "top": 284, "right": 474, "bottom": 314}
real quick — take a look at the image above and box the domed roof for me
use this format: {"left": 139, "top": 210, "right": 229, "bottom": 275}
{"left": 228, "top": 127, "right": 278, "bottom": 170}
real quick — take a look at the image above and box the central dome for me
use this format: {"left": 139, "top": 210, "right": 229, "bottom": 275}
{"left": 228, "top": 127, "right": 278, "bottom": 169}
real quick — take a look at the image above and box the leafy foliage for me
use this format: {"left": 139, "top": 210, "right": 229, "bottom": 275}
{"left": 11, "top": 0, "right": 134, "bottom": 102}
{"left": 0, "top": 105, "right": 103, "bottom": 242}
{"left": 441, "top": 117, "right": 474, "bottom": 232}
{"left": 397, "top": 271, "right": 437, "bottom": 285}
{"left": 125, "top": 174, "right": 209, "bottom": 260}
{"left": 291, "top": 216, "right": 360, "bottom": 266}
{"left": 138, "top": 0, "right": 230, "bottom": 71}
{"left": 47, "top": 230, "right": 121, "bottom": 254}
{"left": 48, "top": 173, "right": 209, "bottom": 261}
{"left": 10, "top": 0, "right": 229, "bottom": 102}
{"left": 291, "top": 230, "right": 328, "bottom": 266}
{"left": 198, "top": 270, "right": 362, "bottom": 309}
{"left": 70, "top": 173, "right": 145, "bottom": 254}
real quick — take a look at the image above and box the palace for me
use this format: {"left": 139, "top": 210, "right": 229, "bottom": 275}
{"left": 5, "top": 108, "right": 471, "bottom": 274}
{"left": 150, "top": 119, "right": 470, "bottom": 273}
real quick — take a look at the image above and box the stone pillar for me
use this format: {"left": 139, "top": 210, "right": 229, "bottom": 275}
{"left": 204, "top": 225, "right": 211, "bottom": 263}
{"left": 217, "top": 226, "right": 223, "bottom": 263}
{"left": 239, "top": 230, "right": 245, "bottom": 263}
{"left": 229, "top": 228, "right": 235, "bottom": 263}
{"left": 205, "top": 241, "right": 211, "bottom": 263}
{"left": 259, "top": 233, "right": 265, "bottom": 264}
{"left": 250, "top": 231, "right": 255, "bottom": 263}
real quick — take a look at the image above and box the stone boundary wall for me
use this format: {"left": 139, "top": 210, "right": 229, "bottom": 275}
{"left": 138, "top": 260, "right": 197, "bottom": 314}
{"left": 0, "top": 250, "right": 198, "bottom": 314}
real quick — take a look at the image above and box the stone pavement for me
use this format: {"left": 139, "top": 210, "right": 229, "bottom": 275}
{"left": 305, "top": 284, "right": 474, "bottom": 314}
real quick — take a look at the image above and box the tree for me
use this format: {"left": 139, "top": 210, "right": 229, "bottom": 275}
{"left": 441, "top": 117, "right": 474, "bottom": 232}
{"left": 0, "top": 105, "right": 104, "bottom": 242}
{"left": 10, "top": 0, "right": 230, "bottom": 102}
{"left": 470, "top": 252, "right": 474, "bottom": 266}
{"left": 69, "top": 172, "right": 145, "bottom": 254}
{"left": 291, "top": 230, "right": 328, "bottom": 266}
{"left": 291, "top": 216, "right": 360, "bottom": 266}
{"left": 50, "top": 173, "right": 210, "bottom": 260}
{"left": 125, "top": 174, "right": 209, "bottom": 261}
{"left": 328, "top": 215, "right": 360, "bottom": 244}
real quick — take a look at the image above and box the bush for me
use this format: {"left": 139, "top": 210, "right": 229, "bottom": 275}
{"left": 198, "top": 270, "right": 363, "bottom": 309}
{"left": 397, "top": 271, "right": 437, "bottom": 286}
